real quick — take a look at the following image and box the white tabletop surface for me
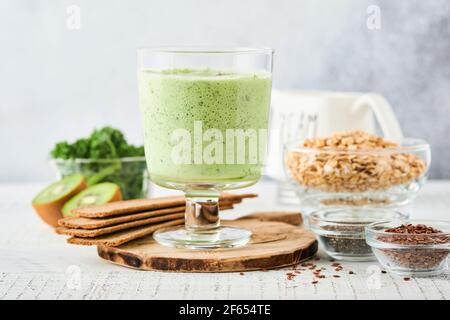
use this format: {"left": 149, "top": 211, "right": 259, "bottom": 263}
{"left": 1, "top": 179, "right": 449, "bottom": 300}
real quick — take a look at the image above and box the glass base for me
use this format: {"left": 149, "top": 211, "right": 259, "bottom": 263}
{"left": 382, "top": 266, "right": 447, "bottom": 277}
{"left": 295, "top": 180, "right": 423, "bottom": 212}
{"left": 153, "top": 226, "right": 252, "bottom": 249}
{"left": 325, "top": 252, "right": 376, "bottom": 262}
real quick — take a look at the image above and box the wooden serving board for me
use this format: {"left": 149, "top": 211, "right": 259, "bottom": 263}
{"left": 97, "top": 219, "right": 318, "bottom": 272}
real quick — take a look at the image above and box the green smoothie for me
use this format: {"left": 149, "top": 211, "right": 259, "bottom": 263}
{"left": 138, "top": 68, "right": 272, "bottom": 188}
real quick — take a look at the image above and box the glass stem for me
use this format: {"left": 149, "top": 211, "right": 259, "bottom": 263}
{"left": 184, "top": 191, "right": 220, "bottom": 234}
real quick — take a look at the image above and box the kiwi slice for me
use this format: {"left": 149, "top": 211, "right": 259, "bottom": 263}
{"left": 32, "top": 175, "right": 87, "bottom": 227}
{"left": 62, "top": 182, "right": 122, "bottom": 217}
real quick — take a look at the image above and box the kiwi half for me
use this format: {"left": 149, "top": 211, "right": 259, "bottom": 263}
{"left": 62, "top": 182, "right": 122, "bottom": 217}
{"left": 32, "top": 175, "right": 87, "bottom": 227}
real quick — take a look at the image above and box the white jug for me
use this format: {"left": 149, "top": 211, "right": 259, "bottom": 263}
{"left": 266, "top": 89, "right": 403, "bottom": 182}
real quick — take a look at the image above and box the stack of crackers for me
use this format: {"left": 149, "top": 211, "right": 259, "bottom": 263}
{"left": 56, "top": 193, "right": 256, "bottom": 247}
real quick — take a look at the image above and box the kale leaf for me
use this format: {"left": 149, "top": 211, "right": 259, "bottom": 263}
{"left": 51, "top": 126, "right": 144, "bottom": 159}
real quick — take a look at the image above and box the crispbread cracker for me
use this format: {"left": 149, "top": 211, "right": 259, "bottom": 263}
{"left": 73, "top": 196, "right": 185, "bottom": 218}
{"left": 59, "top": 202, "right": 234, "bottom": 230}
{"left": 58, "top": 206, "right": 185, "bottom": 229}
{"left": 56, "top": 212, "right": 184, "bottom": 237}
{"left": 236, "top": 211, "right": 303, "bottom": 226}
{"left": 67, "top": 219, "right": 184, "bottom": 247}
{"left": 220, "top": 193, "right": 257, "bottom": 203}
{"left": 72, "top": 193, "right": 256, "bottom": 218}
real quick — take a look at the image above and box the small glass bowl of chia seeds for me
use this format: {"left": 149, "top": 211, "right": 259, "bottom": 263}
{"left": 309, "top": 208, "right": 408, "bottom": 261}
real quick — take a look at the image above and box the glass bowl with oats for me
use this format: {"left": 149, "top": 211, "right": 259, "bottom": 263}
{"left": 284, "top": 131, "right": 431, "bottom": 210}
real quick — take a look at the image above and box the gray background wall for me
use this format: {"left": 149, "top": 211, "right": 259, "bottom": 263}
{"left": 1, "top": 0, "right": 449, "bottom": 181}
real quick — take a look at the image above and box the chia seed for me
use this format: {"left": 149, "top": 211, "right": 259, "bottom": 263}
{"left": 318, "top": 225, "right": 373, "bottom": 256}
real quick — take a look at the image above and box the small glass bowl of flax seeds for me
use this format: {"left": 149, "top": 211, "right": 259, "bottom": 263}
{"left": 366, "top": 220, "right": 450, "bottom": 277}
{"left": 309, "top": 208, "right": 408, "bottom": 261}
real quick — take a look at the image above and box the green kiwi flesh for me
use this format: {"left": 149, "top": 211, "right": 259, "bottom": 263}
{"left": 33, "top": 175, "right": 85, "bottom": 204}
{"left": 62, "top": 182, "right": 121, "bottom": 217}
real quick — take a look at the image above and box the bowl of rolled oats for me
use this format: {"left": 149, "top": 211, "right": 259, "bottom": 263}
{"left": 284, "top": 131, "right": 430, "bottom": 209}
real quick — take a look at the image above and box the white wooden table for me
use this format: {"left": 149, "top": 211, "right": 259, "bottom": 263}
{"left": 1, "top": 179, "right": 449, "bottom": 300}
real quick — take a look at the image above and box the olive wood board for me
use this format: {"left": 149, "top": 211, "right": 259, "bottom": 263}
{"left": 97, "top": 219, "right": 317, "bottom": 272}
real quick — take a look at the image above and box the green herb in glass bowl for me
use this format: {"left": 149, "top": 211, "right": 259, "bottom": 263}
{"left": 50, "top": 127, "right": 149, "bottom": 200}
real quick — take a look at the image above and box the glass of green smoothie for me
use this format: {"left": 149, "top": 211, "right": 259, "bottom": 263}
{"left": 137, "top": 47, "right": 273, "bottom": 249}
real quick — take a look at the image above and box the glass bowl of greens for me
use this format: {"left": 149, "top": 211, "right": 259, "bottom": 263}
{"left": 50, "top": 127, "right": 150, "bottom": 200}
{"left": 51, "top": 157, "right": 149, "bottom": 200}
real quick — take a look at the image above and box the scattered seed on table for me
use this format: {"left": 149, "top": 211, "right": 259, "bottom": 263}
{"left": 312, "top": 281, "right": 318, "bottom": 284}
{"left": 381, "top": 270, "right": 387, "bottom": 274}
{"left": 286, "top": 273, "right": 296, "bottom": 281}
{"left": 333, "top": 275, "right": 341, "bottom": 278}
{"left": 331, "top": 262, "right": 341, "bottom": 267}
{"left": 403, "top": 277, "right": 411, "bottom": 281}
{"left": 349, "top": 271, "right": 355, "bottom": 275}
